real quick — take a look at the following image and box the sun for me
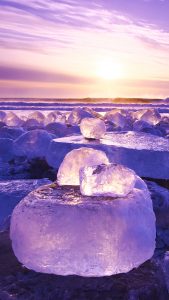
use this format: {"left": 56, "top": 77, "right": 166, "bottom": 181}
{"left": 96, "top": 60, "right": 124, "bottom": 80}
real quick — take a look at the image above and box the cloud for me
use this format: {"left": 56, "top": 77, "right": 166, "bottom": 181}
{"left": 0, "top": 65, "right": 94, "bottom": 84}
{"left": 0, "top": 0, "right": 169, "bottom": 55}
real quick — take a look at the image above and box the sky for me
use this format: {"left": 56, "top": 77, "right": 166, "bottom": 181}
{"left": 0, "top": 0, "right": 169, "bottom": 99}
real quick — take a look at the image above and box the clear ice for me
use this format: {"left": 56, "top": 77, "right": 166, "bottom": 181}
{"left": 80, "top": 163, "right": 136, "bottom": 197}
{"left": 80, "top": 118, "right": 106, "bottom": 139}
{"left": 57, "top": 147, "right": 109, "bottom": 185}
{"left": 10, "top": 180, "right": 156, "bottom": 277}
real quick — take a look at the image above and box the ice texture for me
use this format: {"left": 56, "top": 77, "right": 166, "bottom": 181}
{"left": 10, "top": 181, "right": 156, "bottom": 277}
{"left": 104, "top": 109, "right": 127, "bottom": 129}
{"left": 45, "top": 111, "right": 66, "bottom": 125}
{"left": 133, "top": 120, "right": 164, "bottom": 137}
{"left": 57, "top": 147, "right": 109, "bottom": 186}
{"left": 14, "top": 129, "right": 52, "bottom": 159}
{"left": 132, "top": 109, "right": 161, "bottom": 125}
{"left": 28, "top": 111, "right": 45, "bottom": 124}
{"left": 67, "top": 107, "right": 92, "bottom": 125}
{"left": 52, "top": 132, "right": 169, "bottom": 179}
{"left": 0, "top": 179, "right": 51, "bottom": 230}
{"left": 4, "top": 112, "right": 23, "bottom": 127}
{"left": 0, "top": 138, "right": 14, "bottom": 162}
{"left": 80, "top": 118, "right": 106, "bottom": 139}
{"left": 80, "top": 163, "right": 136, "bottom": 197}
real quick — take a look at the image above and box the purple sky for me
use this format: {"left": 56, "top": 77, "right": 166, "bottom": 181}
{"left": 0, "top": 0, "right": 169, "bottom": 98}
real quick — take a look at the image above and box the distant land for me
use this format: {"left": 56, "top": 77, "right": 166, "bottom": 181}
{"left": 0, "top": 97, "right": 165, "bottom": 104}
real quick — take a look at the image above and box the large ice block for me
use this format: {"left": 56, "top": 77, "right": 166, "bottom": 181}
{"left": 47, "top": 132, "right": 169, "bottom": 179}
{"left": 0, "top": 179, "right": 51, "bottom": 230}
{"left": 10, "top": 181, "right": 156, "bottom": 277}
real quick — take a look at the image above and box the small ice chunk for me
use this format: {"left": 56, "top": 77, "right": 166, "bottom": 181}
{"left": 132, "top": 109, "right": 161, "bottom": 125}
{"left": 57, "top": 147, "right": 109, "bottom": 186}
{"left": 45, "top": 111, "right": 66, "bottom": 125}
{"left": 80, "top": 118, "right": 106, "bottom": 139}
{"left": 104, "top": 109, "right": 127, "bottom": 129}
{"left": 28, "top": 111, "right": 45, "bottom": 124}
{"left": 4, "top": 112, "right": 23, "bottom": 127}
{"left": 67, "top": 107, "right": 92, "bottom": 126}
{"left": 80, "top": 163, "right": 136, "bottom": 197}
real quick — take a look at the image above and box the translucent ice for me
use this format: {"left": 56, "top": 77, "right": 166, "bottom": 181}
{"left": 53, "top": 131, "right": 169, "bottom": 179}
{"left": 45, "top": 111, "right": 66, "bottom": 125}
{"left": 67, "top": 107, "right": 92, "bottom": 125}
{"left": 14, "top": 129, "right": 52, "bottom": 159}
{"left": 4, "top": 112, "right": 23, "bottom": 127}
{"left": 28, "top": 111, "right": 45, "bottom": 124}
{"left": 10, "top": 181, "right": 156, "bottom": 276}
{"left": 104, "top": 109, "right": 127, "bottom": 129}
{"left": 80, "top": 118, "right": 106, "bottom": 139}
{"left": 57, "top": 147, "right": 109, "bottom": 186}
{"left": 80, "top": 163, "right": 136, "bottom": 197}
{"left": 132, "top": 109, "right": 161, "bottom": 125}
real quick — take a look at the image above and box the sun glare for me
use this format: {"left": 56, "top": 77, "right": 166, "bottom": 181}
{"left": 96, "top": 60, "right": 124, "bottom": 80}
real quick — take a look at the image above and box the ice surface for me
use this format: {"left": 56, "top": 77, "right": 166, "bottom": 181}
{"left": 80, "top": 163, "right": 136, "bottom": 197}
{"left": 67, "top": 107, "right": 93, "bottom": 125}
{"left": 57, "top": 147, "right": 109, "bottom": 185}
{"left": 14, "top": 129, "right": 52, "bottom": 159}
{"left": 10, "top": 181, "right": 156, "bottom": 276}
{"left": 0, "top": 179, "right": 51, "bottom": 231}
{"left": 0, "top": 138, "right": 14, "bottom": 162}
{"left": 51, "top": 132, "right": 169, "bottom": 179}
{"left": 80, "top": 118, "right": 106, "bottom": 139}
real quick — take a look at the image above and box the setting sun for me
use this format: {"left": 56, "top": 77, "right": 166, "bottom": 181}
{"left": 96, "top": 60, "right": 125, "bottom": 80}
